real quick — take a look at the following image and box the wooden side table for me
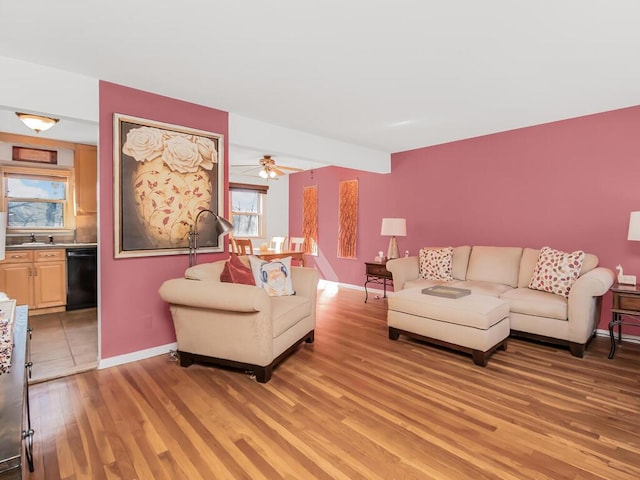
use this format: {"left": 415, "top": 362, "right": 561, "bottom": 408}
{"left": 609, "top": 283, "right": 640, "bottom": 359}
{"left": 364, "top": 261, "right": 393, "bottom": 303}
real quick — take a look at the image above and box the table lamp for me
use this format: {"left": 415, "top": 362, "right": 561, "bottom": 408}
{"left": 381, "top": 218, "right": 406, "bottom": 260}
{"left": 627, "top": 211, "right": 640, "bottom": 241}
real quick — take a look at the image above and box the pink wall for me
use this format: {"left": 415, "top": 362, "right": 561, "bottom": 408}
{"left": 289, "top": 105, "right": 640, "bottom": 329}
{"left": 98, "top": 81, "right": 229, "bottom": 359}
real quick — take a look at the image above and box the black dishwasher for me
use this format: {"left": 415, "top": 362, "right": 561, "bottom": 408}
{"left": 66, "top": 247, "right": 97, "bottom": 310}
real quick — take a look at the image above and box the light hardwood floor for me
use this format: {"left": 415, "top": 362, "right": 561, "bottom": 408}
{"left": 28, "top": 308, "right": 98, "bottom": 383}
{"left": 27, "top": 285, "right": 640, "bottom": 479}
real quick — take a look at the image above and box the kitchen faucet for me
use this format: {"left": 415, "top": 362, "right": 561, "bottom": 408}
{"left": 30, "top": 233, "right": 36, "bottom": 243}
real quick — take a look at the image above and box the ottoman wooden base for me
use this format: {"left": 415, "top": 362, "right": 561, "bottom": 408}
{"left": 389, "top": 326, "right": 508, "bottom": 366}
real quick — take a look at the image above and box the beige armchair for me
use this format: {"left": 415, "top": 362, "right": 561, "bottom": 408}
{"left": 158, "top": 257, "right": 319, "bottom": 382}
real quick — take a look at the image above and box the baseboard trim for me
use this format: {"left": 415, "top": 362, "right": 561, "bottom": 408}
{"left": 99, "top": 342, "right": 178, "bottom": 370}
{"left": 320, "top": 278, "right": 391, "bottom": 295}
{"left": 595, "top": 328, "right": 640, "bottom": 344}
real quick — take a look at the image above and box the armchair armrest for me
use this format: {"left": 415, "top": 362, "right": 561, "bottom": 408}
{"left": 385, "top": 256, "right": 420, "bottom": 291}
{"left": 567, "top": 266, "right": 615, "bottom": 343}
{"left": 159, "top": 278, "right": 271, "bottom": 313}
{"left": 291, "top": 267, "right": 320, "bottom": 301}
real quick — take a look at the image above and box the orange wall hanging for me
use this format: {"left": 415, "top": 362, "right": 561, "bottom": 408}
{"left": 338, "top": 179, "right": 358, "bottom": 259}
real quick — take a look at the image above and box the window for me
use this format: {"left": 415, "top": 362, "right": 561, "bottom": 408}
{"left": 2, "top": 166, "right": 74, "bottom": 231}
{"left": 229, "top": 183, "right": 268, "bottom": 238}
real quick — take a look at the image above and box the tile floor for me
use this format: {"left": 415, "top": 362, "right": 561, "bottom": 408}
{"left": 28, "top": 308, "right": 98, "bottom": 384}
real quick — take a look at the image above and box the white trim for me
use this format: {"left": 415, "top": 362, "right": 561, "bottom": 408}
{"left": 595, "top": 328, "right": 640, "bottom": 344}
{"left": 98, "top": 342, "right": 177, "bottom": 369}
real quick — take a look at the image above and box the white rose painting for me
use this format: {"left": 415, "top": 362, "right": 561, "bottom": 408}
{"left": 114, "top": 114, "right": 224, "bottom": 258}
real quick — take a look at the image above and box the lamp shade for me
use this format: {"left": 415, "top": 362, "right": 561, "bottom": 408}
{"left": 381, "top": 218, "right": 406, "bottom": 237}
{"left": 628, "top": 212, "right": 640, "bottom": 241}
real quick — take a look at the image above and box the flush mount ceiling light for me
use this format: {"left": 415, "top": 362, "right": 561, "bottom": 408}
{"left": 15, "top": 112, "right": 60, "bottom": 133}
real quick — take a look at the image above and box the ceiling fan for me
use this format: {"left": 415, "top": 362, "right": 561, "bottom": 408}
{"left": 235, "top": 155, "right": 303, "bottom": 179}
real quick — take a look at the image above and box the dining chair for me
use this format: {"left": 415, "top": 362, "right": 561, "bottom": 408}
{"left": 269, "top": 236, "right": 287, "bottom": 252}
{"left": 289, "top": 237, "right": 305, "bottom": 252}
{"left": 233, "top": 238, "right": 254, "bottom": 255}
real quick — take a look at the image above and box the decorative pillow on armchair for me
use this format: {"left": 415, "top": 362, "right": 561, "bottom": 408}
{"left": 419, "top": 247, "right": 454, "bottom": 281}
{"left": 220, "top": 255, "right": 256, "bottom": 286}
{"left": 528, "top": 246, "right": 585, "bottom": 298}
{"left": 249, "top": 256, "right": 295, "bottom": 296}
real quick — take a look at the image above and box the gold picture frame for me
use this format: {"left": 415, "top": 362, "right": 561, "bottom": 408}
{"left": 113, "top": 114, "right": 225, "bottom": 258}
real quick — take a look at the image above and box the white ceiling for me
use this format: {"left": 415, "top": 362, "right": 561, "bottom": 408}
{"left": 1, "top": 1, "right": 639, "bottom": 165}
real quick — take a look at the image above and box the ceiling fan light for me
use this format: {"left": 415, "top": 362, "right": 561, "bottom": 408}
{"left": 16, "top": 112, "right": 59, "bottom": 133}
{"left": 259, "top": 168, "right": 269, "bottom": 179}
{"left": 268, "top": 169, "right": 277, "bottom": 178}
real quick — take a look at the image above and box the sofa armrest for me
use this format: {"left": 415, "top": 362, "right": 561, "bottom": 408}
{"left": 567, "top": 267, "right": 615, "bottom": 343}
{"left": 385, "top": 256, "right": 420, "bottom": 291}
{"left": 159, "top": 278, "right": 271, "bottom": 313}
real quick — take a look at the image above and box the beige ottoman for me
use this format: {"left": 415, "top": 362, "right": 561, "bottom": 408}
{"left": 387, "top": 288, "right": 510, "bottom": 366}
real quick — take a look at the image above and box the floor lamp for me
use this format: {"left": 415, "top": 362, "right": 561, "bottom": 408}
{"left": 188, "top": 209, "right": 233, "bottom": 266}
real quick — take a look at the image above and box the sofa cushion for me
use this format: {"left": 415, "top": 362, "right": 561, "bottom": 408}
{"left": 451, "top": 246, "right": 472, "bottom": 280}
{"left": 528, "top": 246, "right": 585, "bottom": 298}
{"left": 518, "top": 247, "right": 599, "bottom": 287}
{"left": 454, "top": 280, "right": 513, "bottom": 297}
{"left": 466, "top": 246, "right": 523, "bottom": 287}
{"left": 405, "top": 278, "right": 454, "bottom": 290}
{"left": 419, "top": 247, "right": 453, "bottom": 280}
{"left": 500, "top": 288, "right": 568, "bottom": 320}
{"left": 389, "top": 288, "right": 509, "bottom": 330}
{"left": 271, "top": 295, "right": 311, "bottom": 337}
{"left": 249, "top": 256, "right": 295, "bottom": 296}
{"left": 220, "top": 255, "right": 256, "bottom": 286}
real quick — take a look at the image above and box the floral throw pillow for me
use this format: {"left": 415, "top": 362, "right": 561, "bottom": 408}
{"left": 528, "top": 246, "right": 585, "bottom": 298}
{"left": 249, "top": 256, "right": 295, "bottom": 296}
{"left": 419, "top": 247, "right": 454, "bottom": 281}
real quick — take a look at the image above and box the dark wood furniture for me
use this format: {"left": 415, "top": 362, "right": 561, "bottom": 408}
{"left": 0, "top": 304, "right": 33, "bottom": 479}
{"left": 364, "top": 261, "right": 393, "bottom": 302}
{"left": 609, "top": 283, "right": 640, "bottom": 359}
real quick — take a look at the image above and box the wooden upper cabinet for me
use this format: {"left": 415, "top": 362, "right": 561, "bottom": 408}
{"left": 74, "top": 144, "right": 97, "bottom": 214}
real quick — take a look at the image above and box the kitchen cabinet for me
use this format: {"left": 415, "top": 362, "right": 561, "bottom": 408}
{"left": 0, "top": 249, "right": 66, "bottom": 314}
{"left": 74, "top": 144, "right": 97, "bottom": 214}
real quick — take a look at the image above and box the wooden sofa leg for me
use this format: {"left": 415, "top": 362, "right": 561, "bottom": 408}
{"left": 569, "top": 342, "right": 585, "bottom": 358}
{"left": 305, "top": 330, "right": 315, "bottom": 344}
{"left": 472, "top": 350, "right": 489, "bottom": 367}
{"left": 178, "top": 352, "right": 194, "bottom": 368}
{"left": 389, "top": 327, "right": 400, "bottom": 340}
{"left": 254, "top": 366, "right": 272, "bottom": 383}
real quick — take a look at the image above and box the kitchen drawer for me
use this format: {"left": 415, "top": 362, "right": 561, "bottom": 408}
{"left": 34, "top": 249, "right": 65, "bottom": 262}
{"left": 1, "top": 250, "right": 33, "bottom": 264}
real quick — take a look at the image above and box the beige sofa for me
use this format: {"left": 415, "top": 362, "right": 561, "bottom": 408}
{"left": 386, "top": 246, "right": 615, "bottom": 357}
{"left": 158, "top": 257, "right": 319, "bottom": 382}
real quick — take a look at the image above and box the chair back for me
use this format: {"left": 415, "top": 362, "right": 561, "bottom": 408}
{"left": 270, "top": 236, "right": 287, "bottom": 252}
{"left": 289, "top": 237, "right": 305, "bottom": 252}
{"left": 232, "top": 238, "right": 254, "bottom": 255}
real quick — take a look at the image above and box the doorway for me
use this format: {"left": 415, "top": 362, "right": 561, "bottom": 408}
{"left": 28, "top": 308, "right": 98, "bottom": 383}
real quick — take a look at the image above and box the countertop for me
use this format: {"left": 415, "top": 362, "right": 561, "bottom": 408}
{"left": 6, "top": 243, "right": 97, "bottom": 251}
